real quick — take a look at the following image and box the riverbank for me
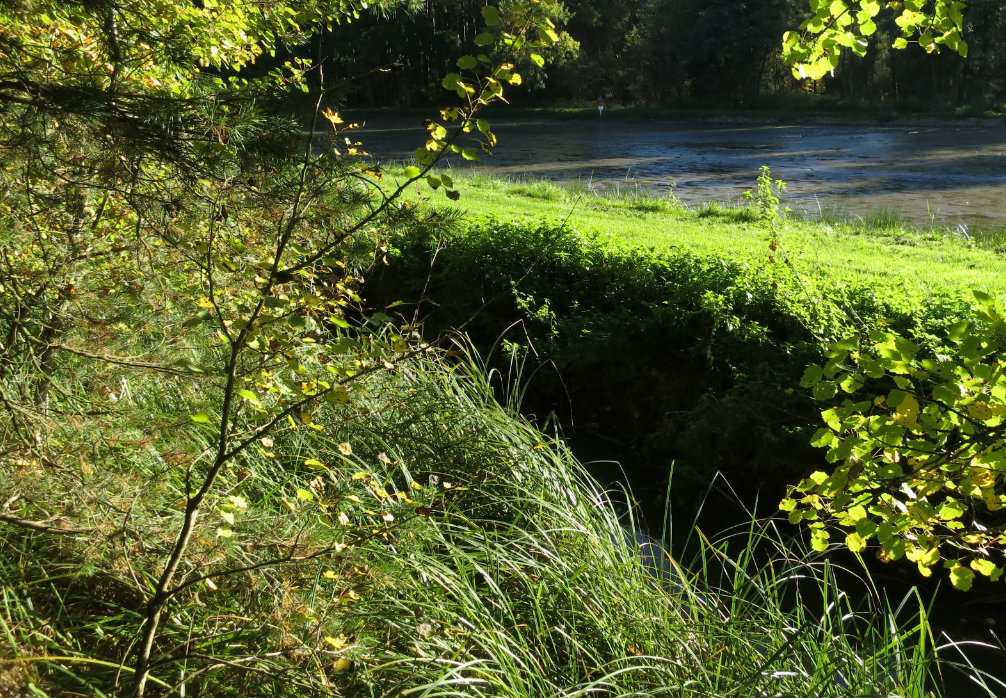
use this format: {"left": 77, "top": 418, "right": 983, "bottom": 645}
{"left": 380, "top": 167, "right": 1006, "bottom": 534}
{"left": 408, "top": 169, "right": 1006, "bottom": 297}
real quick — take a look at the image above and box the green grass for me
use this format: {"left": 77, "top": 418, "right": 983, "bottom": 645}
{"left": 417, "top": 168, "right": 1006, "bottom": 300}
{"left": 5, "top": 342, "right": 991, "bottom": 697}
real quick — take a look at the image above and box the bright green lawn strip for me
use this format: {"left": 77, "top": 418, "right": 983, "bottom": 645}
{"left": 428, "top": 171, "right": 1006, "bottom": 300}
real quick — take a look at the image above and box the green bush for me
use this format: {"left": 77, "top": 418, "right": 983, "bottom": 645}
{"left": 370, "top": 217, "right": 981, "bottom": 510}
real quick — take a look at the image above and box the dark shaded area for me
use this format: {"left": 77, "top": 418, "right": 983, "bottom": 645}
{"left": 304, "top": 0, "right": 1006, "bottom": 112}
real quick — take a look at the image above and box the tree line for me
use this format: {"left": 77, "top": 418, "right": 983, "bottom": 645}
{"left": 317, "top": 0, "right": 1006, "bottom": 109}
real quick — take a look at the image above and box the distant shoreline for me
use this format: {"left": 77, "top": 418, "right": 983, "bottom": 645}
{"left": 342, "top": 104, "right": 1006, "bottom": 130}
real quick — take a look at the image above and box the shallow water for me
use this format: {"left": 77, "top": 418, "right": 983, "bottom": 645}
{"left": 357, "top": 117, "right": 1006, "bottom": 230}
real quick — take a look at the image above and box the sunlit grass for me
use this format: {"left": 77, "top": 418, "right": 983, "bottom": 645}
{"left": 416, "top": 170, "right": 1006, "bottom": 300}
{"left": 2, "top": 338, "right": 998, "bottom": 696}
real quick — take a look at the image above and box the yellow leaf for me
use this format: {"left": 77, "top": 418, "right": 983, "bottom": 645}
{"left": 984, "top": 489, "right": 1002, "bottom": 511}
{"left": 338, "top": 442, "right": 353, "bottom": 456}
{"left": 893, "top": 394, "right": 920, "bottom": 427}
{"left": 332, "top": 658, "right": 354, "bottom": 672}
{"left": 324, "top": 634, "right": 348, "bottom": 650}
{"left": 352, "top": 472, "right": 369, "bottom": 480}
{"left": 323, "top": 570, "right": 339, "bottom": 579}
{"left": 971, "top": 558, "right": 998, "bottom": 577}
{"left": 196, "top": 296, "right": 215, "bottom": 309}
{"left": 322, "top": 108, "right": 344, "bottom": 126}
{"left": 968, "top": 401, "right": 994, "bottom": 420}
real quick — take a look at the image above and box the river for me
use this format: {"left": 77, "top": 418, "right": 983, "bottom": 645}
{"left": 357, "top": 116, "right": 1006, "bottom": 230}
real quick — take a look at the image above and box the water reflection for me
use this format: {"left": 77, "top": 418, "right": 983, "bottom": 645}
{"left": 357, "top": 117, "right": 1006, "bottom": 228}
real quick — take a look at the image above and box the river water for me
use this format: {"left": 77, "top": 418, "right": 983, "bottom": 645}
{"left": 358, "top": 116, "right": 1006, "bottom": 230}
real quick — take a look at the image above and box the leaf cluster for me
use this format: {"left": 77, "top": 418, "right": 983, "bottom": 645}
{"left": 783, "top": 290, "right": 1006, "bottom": 590}
{"left": 784, "top": 0, "right": 967, "bottom": 80}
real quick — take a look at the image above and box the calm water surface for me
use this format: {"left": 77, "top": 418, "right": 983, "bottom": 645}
{"left": 358, "top": 117, "right": 1006, "bottom": 229}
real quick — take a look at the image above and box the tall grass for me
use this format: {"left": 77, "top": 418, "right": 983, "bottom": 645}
{"left": 0, "top": 344, "right": 994, "bottom": 696}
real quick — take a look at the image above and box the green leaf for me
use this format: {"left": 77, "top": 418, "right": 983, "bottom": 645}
{"left": 183, "top": 311, "right": 211, "bottom": 328}
{"left": 536, "top": 25, "right": 560, "bottom": 44}
{"left": 839, "top": 373, "right": 865, "bottom": 393}
{"left": 893, "top": 37, "right": 909, "bottom": 49}
{"left": 529, "top": 53, "right": 545, "bottom": 67}
{"left": 403, "top": 166, "right": 421, "bottom": 178}
{"left": 461, "top": 148, "right": 479, "bottom": 161}
{"left": 813, "top": 381, "right": 838, "bottom": 400}
{"left": 237, "top": 389, "right": 259, "bottom": 403}
{"left": 949, "top": 564, "right": 975, "bottom": 591}
{"left": 414, "top": 148, "right": 436, "bottom": 166}
{"left": 800, "top": 365, "right": 824, "bottom": 387}
{"left": 809, "top": 428, "right": 834, "bottom": 448}
{"left": 426, "top": 175, "right": 442, "bottom": 190}
{"left": 190, "top": 413, "right": 211, "bottom": 424}
{"left": 973, "top": 289, "right": 996, "bottom": 307}
{"left": 481, "top": 5, "right": 500, "bottom": 26}
{"left": 457, "top": 55, "right": 478, "bottom": 70}
{"left": 821, "top": 408, "right": 842, "bottom": 431}
{"left": 846, "top": 531, "right": 866, "bottom": 553}
{"left": 474, "top": 32, "right": 495, "bottom": 46}
{"left": 948, "top": 320, "right": 971, "bottom": 340}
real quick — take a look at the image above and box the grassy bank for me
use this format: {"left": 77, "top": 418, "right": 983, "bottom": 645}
{"left": 438, "top": 170, "right": 1006, "bottom": 297}
{"left": 2, "top": 347, "right": 987, "bottom": 697}
{"left": 372, "top": 170, "right": 1006, "bottom": 515}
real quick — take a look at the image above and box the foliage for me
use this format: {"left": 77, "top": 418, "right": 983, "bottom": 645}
{"left": 744, "top": 165, "right": 790, "bottom": 232}
{"left": 784, "top": 0, "right": 969, "bottom": 80}
{"left": 781, "top": 290, "right": 1006, "bottom": 591}
{"left": 0, "top": 0, "right": 569, "bottom": 695}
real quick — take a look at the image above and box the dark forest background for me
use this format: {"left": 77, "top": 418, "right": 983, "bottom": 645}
{"left": 302, "top": 0, "right": 1006, "bottom": 110}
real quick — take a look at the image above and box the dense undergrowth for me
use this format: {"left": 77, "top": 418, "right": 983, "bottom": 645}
{"left": 1, "top": 159, "right": 1001, "bottom": 696}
